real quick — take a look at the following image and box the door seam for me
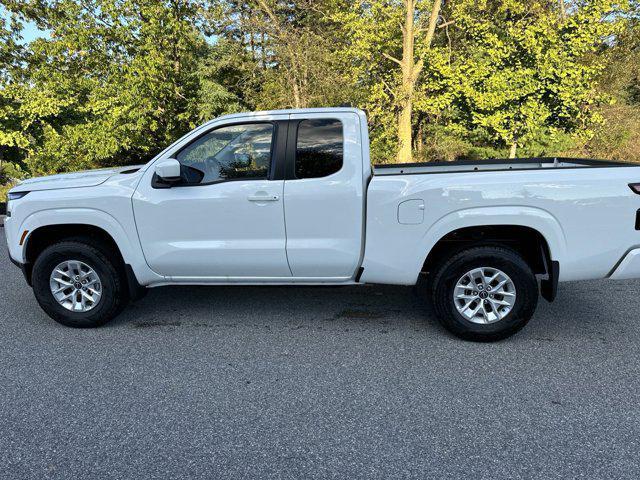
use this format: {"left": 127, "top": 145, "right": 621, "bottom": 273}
{"left": 282, "top": 116, "right": 294, "bottom": 276}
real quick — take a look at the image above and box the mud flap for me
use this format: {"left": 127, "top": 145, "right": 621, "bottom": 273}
{"left": 541, "top": 260, "right": 559, "bottom": 303}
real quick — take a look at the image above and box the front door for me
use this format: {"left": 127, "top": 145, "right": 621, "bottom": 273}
{"left": 133, "top": 118, "right": 291, "bottom": 279}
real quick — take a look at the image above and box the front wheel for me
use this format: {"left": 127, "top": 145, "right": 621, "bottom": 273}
{"left": 430, "top": 246, "right": 538, "bottom": 342}
{"left": 31, "top": 240, "right": 127, "bottom": 328}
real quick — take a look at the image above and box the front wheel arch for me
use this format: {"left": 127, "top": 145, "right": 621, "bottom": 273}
{"left": 24, "top": 224, "right": 143, "bottom": 300}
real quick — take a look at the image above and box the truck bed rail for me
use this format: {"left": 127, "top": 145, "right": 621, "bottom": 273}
{"left": 373, "top": 157, "right": 634, "bottom": 176}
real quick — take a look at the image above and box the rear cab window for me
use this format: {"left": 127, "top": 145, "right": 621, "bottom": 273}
{"left": 295, "top": 119, "right": 344, "bottom": 179}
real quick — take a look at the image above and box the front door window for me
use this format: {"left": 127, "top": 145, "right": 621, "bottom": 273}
{"left": 176, "top": 123, "right": 274, "bottom": 184}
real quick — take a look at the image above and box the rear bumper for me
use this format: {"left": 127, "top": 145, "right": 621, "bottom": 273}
{"left": 610, "top": 248, "right": 640, "bottom": 280}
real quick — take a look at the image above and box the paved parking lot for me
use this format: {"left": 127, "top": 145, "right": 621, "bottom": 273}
{"left": 1, "top": 240, "right": 640, "bottom": 479}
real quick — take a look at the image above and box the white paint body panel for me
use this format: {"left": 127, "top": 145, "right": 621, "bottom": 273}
{"left": 10, "top": 165, "right": 141, "bottom": 193}
{"left": 284, "top": 111, "right": 367, "bottom": 278}
{"left": 133, "top": 179, "right": 290, "bottom": 278}
{"left": 133, "top": 112, "right": 292, "bottom": 279}
{"left": 361, "top": 166, "right": 640, "bottom": 284}
{"left": 398, "top": 199, "right": 425, "bottom": 225}
{"left": 5, "top": 107, "right": 640, "bottom": 291}
{"left": 609, "top": 248, "right": 640, "bottom": 280}
{"left": 4, "top": 173, "right": 163, "bottom": 286}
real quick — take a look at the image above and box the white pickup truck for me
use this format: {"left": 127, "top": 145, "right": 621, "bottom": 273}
{"left": 5, "top": 108, "right": 640, "bottom": 340}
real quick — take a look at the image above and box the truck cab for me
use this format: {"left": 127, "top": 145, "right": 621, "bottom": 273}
{"left": 131, "top": 108, "right": 370, "bottom": 282}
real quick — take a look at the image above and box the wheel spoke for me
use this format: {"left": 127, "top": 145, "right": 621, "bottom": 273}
{"left": 493, "top": 279, "right": 509, "bottom": 292}
{"left": 491, "top": 298, "right": 512, "bottom": 307}
{"left": 461, "top": 299, "right": 476, "bottom": 312}
{"left": 54, "top": 268, "right": 70, "bottom": 278}
{"left": 486, "top": 300, "right": 500, "bottom": 319}
{"left": 481, "top": 302, "right": 492, "bottom": 323}
{"left": 456, "top": 294, "right": 476, "bottom": 300}
{"left": 470, "top": 269, "right": 485, "bottom": 288}
{"left": 59, "top": 291, "right": 75, "bottom": 301}
{"left": 469, "top": 302, "right": 483, "bottom": 318}
{"left": 80, "top": 290, "right": 95, "bottom": 302}
{"left": 486, "top": 271, "right": 500, "bottom": 284}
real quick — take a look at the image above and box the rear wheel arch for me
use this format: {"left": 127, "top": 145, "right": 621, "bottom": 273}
{"left": 422, "top": 225, "right": 557, "bottom": 301}
{"left": 423, "top": 225, "right": 551, "bottom": 272}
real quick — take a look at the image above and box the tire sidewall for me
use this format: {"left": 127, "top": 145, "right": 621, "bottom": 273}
{"left": 32, "top": 243, "right": 121, "bottom": 327}
{"left": 434, "top": 249, "right": 538, "bottom": 340}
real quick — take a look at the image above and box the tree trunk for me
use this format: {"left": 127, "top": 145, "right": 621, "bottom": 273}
{"left": 509, "top": 142, "right": 518, "bottom": 159}
{"left": 256, "top": 0, "right": 304, "bottom": 108}
{"left": 292, "top": 80, "right": 301, "bottom": 109}
{"left": 416, "top": 121, "right": 424, "bottom": 156}
{"left": 397, "top": 97, "right": 413, "bottom": 163}
{"left": 395, "top": 0, "right": 442, "bottom": 164}
{"left": 396, "top": 0, "right": 417, "bottom": 163}
{"left": 558, "top": 0, "right": 567, "bottom": 20}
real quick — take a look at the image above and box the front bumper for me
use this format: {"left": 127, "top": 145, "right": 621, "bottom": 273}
{"left": 8, "top": 253, "right": 31, "bottom": 285}
{"left": 3, "top": 217, "right": 31, "bottom": 285}
{"left": 610, "top": 248, "right": 640, "bottom": 280}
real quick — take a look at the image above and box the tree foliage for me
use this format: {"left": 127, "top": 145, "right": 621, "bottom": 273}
{"left": 448, "top": 0, "right": 623, "bottom": 157}
{"left": 0, "top": 0, "right": 638, "bottom": 187}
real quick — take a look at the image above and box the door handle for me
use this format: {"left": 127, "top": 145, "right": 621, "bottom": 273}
{"left": 248, "top": 194, "right": 279, "bottom": 202}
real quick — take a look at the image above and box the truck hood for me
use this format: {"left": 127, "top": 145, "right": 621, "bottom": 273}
{"left": 10, "top": 165, "right": 144, "bottom": 193}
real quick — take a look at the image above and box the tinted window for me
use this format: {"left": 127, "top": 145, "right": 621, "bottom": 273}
{"left": 295, "top": 119, "right": 343, "bottom": 179}
{"left": 176, "top": 123, "right": 274, "bottom": 184}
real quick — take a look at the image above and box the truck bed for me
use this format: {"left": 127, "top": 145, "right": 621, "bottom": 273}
{"left": 374, "top": 157, "right": 632, "bottom": 175}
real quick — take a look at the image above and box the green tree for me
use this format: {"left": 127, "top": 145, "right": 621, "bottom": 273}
{"left": 1, "top": 0, "right": 637, "bottom": 181}
{"left": 563, "top": 0, "right": 640, "bottom": 161}
{"left": 0, "top": 10, "right": 28, "bottom": 177}
{"left": 449, "top": 0, "right": 624, "bottom": 158}
{"left": 1, "top": 0, "right": 241, "bottom": 176}
{"left": 333, "top": 0, "right": 443, "bottom": 164}
{"left": 212, "top": 0, "right": 355, "bottom": 110}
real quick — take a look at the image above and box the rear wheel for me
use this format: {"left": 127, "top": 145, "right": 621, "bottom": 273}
{"left": 430, "top": 246, "right": 538, "bottom": 341}
{"left": 31, "top": 239, "right": 127, "bottom": 328}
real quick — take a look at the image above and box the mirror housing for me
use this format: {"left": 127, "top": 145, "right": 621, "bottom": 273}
{"left": 154, "top": 159, "right": 181, "bottom": 184}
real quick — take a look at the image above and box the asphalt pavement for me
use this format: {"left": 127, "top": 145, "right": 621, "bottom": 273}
{"left": 1, "top": 236, "right": 639, "bottom": 479}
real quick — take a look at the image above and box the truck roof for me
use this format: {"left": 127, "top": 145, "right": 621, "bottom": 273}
{"left": 210, "top": 107, "right": 366, "bottom": 124}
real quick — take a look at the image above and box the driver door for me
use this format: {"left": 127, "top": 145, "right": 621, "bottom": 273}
{"left": 133, "top": 117, "right": 292, "bottom": 280}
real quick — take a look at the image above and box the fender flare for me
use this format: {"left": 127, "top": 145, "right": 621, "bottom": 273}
{"left": 18, "top": 208, "right": 160, "bottom": 286}
{"left": 412, "top": 205, "right": 567, "bottom": 282}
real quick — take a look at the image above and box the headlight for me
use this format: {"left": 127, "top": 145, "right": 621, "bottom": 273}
{"left": 7, "top": 191, "right": 29, "bottom": 201}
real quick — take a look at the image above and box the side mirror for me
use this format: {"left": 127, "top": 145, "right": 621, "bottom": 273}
{"left": 154, "top": 159, "right": 181, "bottom": 184}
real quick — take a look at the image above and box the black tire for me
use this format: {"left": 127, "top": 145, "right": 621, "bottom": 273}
{"left": 31, "top": 239, "right": 128, "bottom": 328}
{"left": 430, "top": 246, "right": 538, "bottom": 342}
